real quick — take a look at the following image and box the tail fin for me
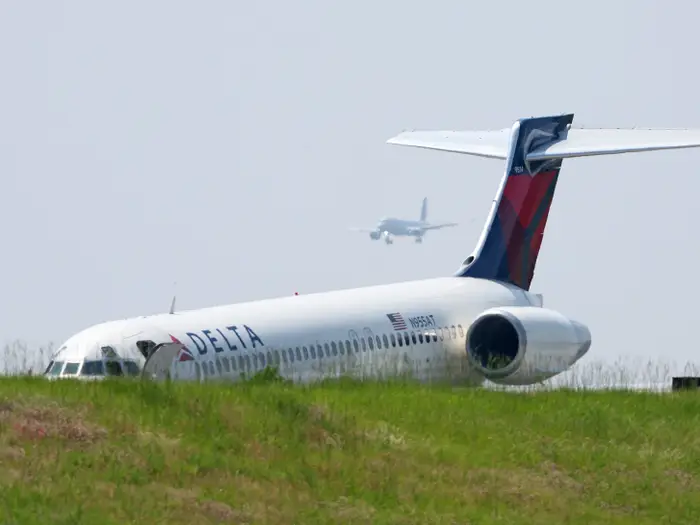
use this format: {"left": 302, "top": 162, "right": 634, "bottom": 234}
{"left": 420, "top": 197, "right": 428, "bottom": 222}
{"left": 387, "top": 113, "right": 700, "bottom": 290}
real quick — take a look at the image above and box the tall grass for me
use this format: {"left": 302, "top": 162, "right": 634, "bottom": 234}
{"left": 0, "top": 339, "right": 54, "bottom": 376}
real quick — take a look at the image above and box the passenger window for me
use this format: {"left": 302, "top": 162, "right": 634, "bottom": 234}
{"left": 316, "top": 344, "right": 323, "bottom": 358}
{"left": 432, "top": 331, "right": 438, "bottom": 342}
{"left": 288, "top": 349, "right": 295, "bottom": 363}
{"left": 253, "top": 353, "right": 259, "bottom": 369}
{"left": 105, "top": 361, "right": 123, "bottom": 376}
{"left": 267, "top": 351, "right": 273, "bottom": 365}
{"left": 439, "top": 328, "right": 444, "bottom": 341}
{"left": 397, "top": 334, "right": 403, "bottom": 347}
{"left": 49, "top": 361, "right": 64, "bottom": 376}
{"left": 390, "top": 334, "right": 396, "bottom": 347}
{"left": 451, "top": 325, "right": 457, "bottom": 339}
{"left": 331, "top": 342, "right": 337, "bottom": 356}
{"left": 444, "top": 327, "right": 451, "bottom": 339}
{"left": 231, "top": 357, "right": 238, "bottom": 371}
{"left": 302, "top": 346, "right": 309, "bottom": 360}
{"left": 123, "top": 361, "right": 140, "bottom": 376}
{"left": 383, "top": 334, "right": 389, "bottom": 348}
{"left": 81, "top": 360, "right": 104, "bottom": 376}
{"left": 338, "top": 341, "right": 345, "bottom": 356}
{"left": 368, "top": 336, "right": 374, "bottom": 351}
{"left": 216, "top": 359, "right": 223, "bottom": 375}
{"left": 202, "top": 362, "right": 209, "bottom": 376}
{"left": 238, "top": 356, "right": 244, "bottom": 370}
{"left": 361, "top": 338, "right": 367, "bottom": 352}
{"left": 195, "top": 362, "right": 202, "bottom": 380}
{"left": 403, "top": 333, "right": 410, "bottom": 346}
{"left": 458, "top": 324, "right": 464, "bottom": 338}
{"left": 244, "top": 355, "right": 251, "bottom": 371}
{"left": 222, "top": 357, "right": 230, "bottom": 373}
{"left": 418, "top": 333, "right": 424, "bottom": 344}
{"left": 63, "top": 362, "right": 80, "bottom": 375}
{"left": 353, "top": 339, "right": 359, "bottom": 353}
{"left": 345, "top": 341, "right": 352, "bottom": 354}
{"left": 295, "top": 347, "right": 302, "bottom": 361}
{"left": 411, "top": 332, "right": 417, "bottom": 345}
{"left": 273, "top": 350, "right": 281, "bottom": 365}
{"left": 310, "top": 345, "right": 317, "bottom": 359}
{"left": 375, "top": 335, "right": 381, "bottom": 349}
{"left": 259, "top": 352, "right": 266, "bottom": 368}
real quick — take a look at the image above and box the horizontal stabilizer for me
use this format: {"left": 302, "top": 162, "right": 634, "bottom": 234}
{"left": 528, "top": 128, "right": 700, "bottom": 160}
{"left": 387, "top": 129, "right": 510, "bottom": 159}
{"left": 387, "top": 126, "right": 700, "bottom": 161}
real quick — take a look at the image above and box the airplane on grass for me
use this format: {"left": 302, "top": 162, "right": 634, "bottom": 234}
{"left": 349, "top": 197, "right": 458, "bottom": 244}
{"left": 43, "top": 113, "right": 700, "bottom": 389}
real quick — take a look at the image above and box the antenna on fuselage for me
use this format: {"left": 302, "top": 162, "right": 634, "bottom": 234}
{"left": 168, "top": 281, "right": 177, "bottom": 314}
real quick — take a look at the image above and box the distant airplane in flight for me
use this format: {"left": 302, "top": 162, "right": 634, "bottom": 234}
{"left": 350, "top": 197, "right": 458, "bottom": 244}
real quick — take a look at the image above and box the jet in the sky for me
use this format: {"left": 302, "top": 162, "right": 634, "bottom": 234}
{"left": 350, "top": 197, "right": 457, "bottom": 244}
{"left": 43, "top": 113, "right": 700, "bottom": 389}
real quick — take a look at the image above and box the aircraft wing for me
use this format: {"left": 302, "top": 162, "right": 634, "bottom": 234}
{"left": 387, "top": 127, "right": 700, "bottom": 160}
{"left": 422, "top": 222, "right": 458, "bottom": 231}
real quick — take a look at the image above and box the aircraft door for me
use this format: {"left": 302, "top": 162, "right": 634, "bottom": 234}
{"left": 419, "top": 327, "right": 439, "bottom": 381}
{"left": 362, "top": 327, "right": 377, "bottom": 378}
{"left": 141, "top": 342, "right": 196, "bottom": 382}
{"left": 348, "top": 329, "right": 363, "bottom": 379}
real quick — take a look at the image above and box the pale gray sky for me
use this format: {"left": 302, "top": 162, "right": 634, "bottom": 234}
{"left": 2, "top": 1, "right": 698, "bottom": 374}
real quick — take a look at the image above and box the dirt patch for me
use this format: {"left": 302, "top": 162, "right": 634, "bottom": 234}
{"left": 156, "top": 483, "right": 251, "bottom": 523}
{"left": 199, "top": 499, "right": 242, "bottom": 523}
{"left": 0, "top": 398, "right": 107, "bottom": 445}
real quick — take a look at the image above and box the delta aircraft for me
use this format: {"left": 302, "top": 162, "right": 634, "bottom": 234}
{"left": 43, "top": 113, "right": 700, "bottom": 388}
{"left": 349, "top": 197, "right": 458, "bottom": 244}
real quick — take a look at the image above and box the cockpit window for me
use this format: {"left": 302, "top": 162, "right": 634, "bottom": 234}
{"left": 81, "top": 361, "right": 104, "bottom": 376}
{"left": 105, "top": 361, "right": 123, "bottom": 376}
{"left": 48, "top": 361, "right": 64, "bottom": 376}
{"left": 63, "top": 363, "right": 80, "bottom": 375}
{"left": 123, "top": 361, "right": 140, "bottom": 377}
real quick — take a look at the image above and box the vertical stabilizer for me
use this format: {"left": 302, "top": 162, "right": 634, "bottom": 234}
{"left": 420, "top": 197, "right": 428, "bottom": 222}
{"left": 457, "top": 114, "right": 574, "bottom": 290}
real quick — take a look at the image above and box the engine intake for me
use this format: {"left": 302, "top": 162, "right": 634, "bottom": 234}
{"left": 465, "top": 306, "right": 591, "bottom": 385}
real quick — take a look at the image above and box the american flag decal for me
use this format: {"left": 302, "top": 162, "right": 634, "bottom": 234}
{"left": 386, "top": 312, "right": 407, "bottom": 330}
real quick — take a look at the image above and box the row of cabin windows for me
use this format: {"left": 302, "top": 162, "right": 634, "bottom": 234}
{"left": 196, "top": 324, "right": 465, "bottom": 379}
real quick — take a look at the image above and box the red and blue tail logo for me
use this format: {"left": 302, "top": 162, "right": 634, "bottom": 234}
{"left": 458, "top": 114, "right": 574, "bottom": 290}
{"left": 169, "top": 334, "right": 195, "bottom": 362}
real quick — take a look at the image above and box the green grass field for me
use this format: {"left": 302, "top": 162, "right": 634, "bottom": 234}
{"left": 1, "top": 374, "right": 699, "bottom": 524}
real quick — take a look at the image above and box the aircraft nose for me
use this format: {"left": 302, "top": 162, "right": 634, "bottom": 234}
{"left": 571, "top": 321, "right": 591, "bottom": 360}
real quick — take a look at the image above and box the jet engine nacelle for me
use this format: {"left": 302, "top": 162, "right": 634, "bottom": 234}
{"left": 465, "top": 306, "right": 591, "bottom": 386}
{"left": 369, "top": 231, "right": 381, "bottom": 240}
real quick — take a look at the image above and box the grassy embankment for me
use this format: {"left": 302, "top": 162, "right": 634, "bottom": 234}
{"left": 1, "top": 372, "right": 700, "bottom": 524}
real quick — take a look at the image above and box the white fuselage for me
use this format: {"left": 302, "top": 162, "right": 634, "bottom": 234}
{"left": 48, "top": 276, "right": 587, "bottom": 385}
{"left": 377, "top": 217, "right": 426, "bottom": 237}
